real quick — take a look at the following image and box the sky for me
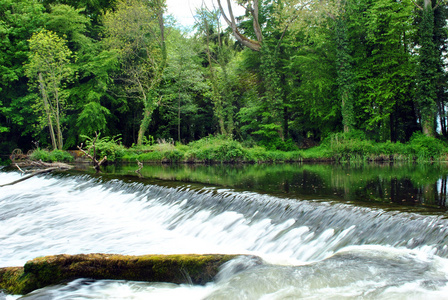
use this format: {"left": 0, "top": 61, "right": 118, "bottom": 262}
{"left": 165, "top": 0, "right": 245, "bottom": 28}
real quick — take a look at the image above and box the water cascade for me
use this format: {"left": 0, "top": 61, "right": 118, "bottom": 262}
{"left": 1, "top": 169, "right": 448, "bottom": 299}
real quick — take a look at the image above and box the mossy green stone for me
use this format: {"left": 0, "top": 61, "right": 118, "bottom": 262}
{"left": 0, "top": 253, "right": 244, "bottom": 296}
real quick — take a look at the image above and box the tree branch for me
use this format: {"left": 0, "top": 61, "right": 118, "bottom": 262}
{"left": 0, "top": 167, "right": 59, "bottom": 187}
{"left": 77, "top": 132, "right": 107, "bottom": 172}
{"left": 411, "top": 0, "right": 423, "bottom": 10}
{"left": 217, "top": 0, "right": 262, "bottom": 51}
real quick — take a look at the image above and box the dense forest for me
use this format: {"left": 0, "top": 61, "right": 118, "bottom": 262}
{"left": 1, "top": 0, "right": 447, "bottom": 158}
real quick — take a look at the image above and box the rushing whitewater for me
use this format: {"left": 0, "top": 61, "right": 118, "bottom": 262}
{"left": 1, "top": 169, "right": 448, "bottom": 299}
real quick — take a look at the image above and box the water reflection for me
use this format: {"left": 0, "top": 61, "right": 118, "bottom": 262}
{"left": 80, "top": 162, "right": 448, "bottom": 212}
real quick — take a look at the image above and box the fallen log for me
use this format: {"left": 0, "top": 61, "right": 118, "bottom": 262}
{"left": 0, "top": 253, "right": 248, "bottom": 295}
{"left": 0, "top": 167, "right": 58, "bottom": 187}
{"left": 0, "top": 160, "right": 73, "bottom": 187}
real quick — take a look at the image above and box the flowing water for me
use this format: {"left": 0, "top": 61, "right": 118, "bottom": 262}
{"left": 1, "top": 163, "right": 448, "bottom": 299}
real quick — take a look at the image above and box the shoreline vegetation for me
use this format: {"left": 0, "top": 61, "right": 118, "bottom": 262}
{"left": 9, "top": 131, "right": 448, "bottom": 165}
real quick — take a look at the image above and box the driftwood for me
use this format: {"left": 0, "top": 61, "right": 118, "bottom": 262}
{"left": 0, "top": 160, "right": 73, "bottom": 188}
{"left": 77, "top": 132, "right": 107, "bottom": 172}
{"left": 0, "top": 253, "right": 252, "bottom": 295}
{"left": 135, "top": 159, "right": 143, "bottom": 177}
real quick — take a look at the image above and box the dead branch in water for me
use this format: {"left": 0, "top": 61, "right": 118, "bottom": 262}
{"left": 77, "top": 132, "right": 107, "bottom": 172}
{"left": 136, "top": 159, "right": 143, "bottom": 172}
{"left": 1, "top": 160, "right": 73, "bottom": 187}
{"left": 0, "top": 167, "right": 59, "bottom": 187}
{"left": 134, "top": 159, "right": 144, "bottom": 177}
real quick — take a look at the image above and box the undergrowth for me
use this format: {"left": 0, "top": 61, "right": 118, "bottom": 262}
{"left": 29, "top": 149, "right": 74, "bottom": 162}
{"left": 26, "top": 132, "right": 448, "bottom": 164}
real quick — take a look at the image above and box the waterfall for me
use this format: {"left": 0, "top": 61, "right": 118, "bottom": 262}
{"left": 1, "top": 170, "right": 448, "bottom": 299}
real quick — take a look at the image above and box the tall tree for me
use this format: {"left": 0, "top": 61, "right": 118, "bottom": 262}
{"left": 414, "top": 0, "right": 445, "bottom": 137}
{"left": 25, "top": 29, "right": 73, "bottom": 150}
{"left": 195, "top": 7, "right": 239, "bottom": 136}
{"left": 356, "top": 0, "right": 416, "bottom": 141}
{"left": 103, "top": 0, "right": 167, "bottom": 145}
{"left": 158, "top": 28, "right": 207, "bottom": 142}
{"left": 0, "top": 0, "right": 47, "bottom": 150}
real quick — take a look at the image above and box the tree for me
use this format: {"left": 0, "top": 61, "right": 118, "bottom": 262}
{"left": 103, "top": 0, "right": 167, "bottom": 145}
{"left": 195, "top": 7, "right": 240, "bottom": 136}
{"left": 158, "top": 28, "right": 207, "bottom": 142}
{"left": 25, "top": 29, "right": 73, "bottom": 150}
{"left": 355, "top": 0, "right": 416, "bottom": 141}
{"left": 0, "top": 0, "right": 48, "bottom": 151}
{"left": 413, "top": 0, "right": 446, "bottom": 137}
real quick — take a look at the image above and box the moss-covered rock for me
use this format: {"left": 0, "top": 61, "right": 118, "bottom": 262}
{"left": 0, "top": 253, "right": 245, "bottom": 295}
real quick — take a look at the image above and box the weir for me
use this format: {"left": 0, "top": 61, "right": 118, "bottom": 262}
{"left": 1, "top": 168, "right": 448, "bottom": 299}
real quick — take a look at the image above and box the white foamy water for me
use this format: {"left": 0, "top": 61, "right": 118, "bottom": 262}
{"left": 1, "top": 170, "right": 448, "bottom": 299}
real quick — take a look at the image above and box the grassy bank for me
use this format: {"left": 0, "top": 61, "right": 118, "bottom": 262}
{"left": 18, "top": 132, "right": 448, "bottom": 164}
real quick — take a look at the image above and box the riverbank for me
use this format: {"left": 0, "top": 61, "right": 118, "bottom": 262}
{"left": 7, "top": 132, "right": 448, "bottom": 165}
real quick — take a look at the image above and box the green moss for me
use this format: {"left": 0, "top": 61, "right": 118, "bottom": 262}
{"left": 0, "top": 253, "right": 246, "bottom": 296}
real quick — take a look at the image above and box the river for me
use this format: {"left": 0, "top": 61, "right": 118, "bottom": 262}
{"left": 1, "top": 163, "right": 448, "bottom": 299}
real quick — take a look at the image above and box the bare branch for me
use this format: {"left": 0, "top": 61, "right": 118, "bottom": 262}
{"left": 433, "top": 0, "right": 445, "bottom": 10}
{"left": 77, "top": 133, "right": 107, "bottom": 172}
{"left": 217, "top": 0, "right": 262, "bottom": 51}
{"left": 0, "top": 167, "right": 59, "bottom": 187}
{"left": 135, "top": 159, "right": 143, "bottom": 173}
{"left": 15, "top": 163, "right": 26, "bottom": 174}
{"left": 410, "top": 0, "right": 424, "bottom": 10}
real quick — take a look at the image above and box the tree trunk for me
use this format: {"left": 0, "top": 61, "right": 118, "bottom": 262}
{"left": 38, "top": 73, "right": 57, "bottom": 150}
{"left": 178, "top": 88, "right": 181, "bottom": 143}
{"left": 203, "top": 16, "right": 226, "bottom": 135}
{"left": 217, "top": 0, "right": 262, "bottom": 51}
{"left": 137, "top": 100, "right": 155, "bottom": 146}
{"left": 53, "top": 87, "right": 63, "bottom": 150}
{"left": 416, "top": 1, "right": 437, "bottom": 137}
{"left": 335, "top": 18, "right": 355, "bottom": 133}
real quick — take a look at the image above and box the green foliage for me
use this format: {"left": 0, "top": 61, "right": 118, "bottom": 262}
{"left": 308, "top": 130, "right": 447, "bottom": 162}
{"left": 335, "top": 16, "right": 355, "bottom": 132}
{"left": 29, "top": 149, "right": 73, "bottom": 162}
{"left": 76, "top": 102, "right": 111, "bottom": 136}
{"left": 185, "top": 135, "right": 245, "bottom": 162}
{"left": 81, "top": 134, "right": 125, "bottom": 162}
{"left": 2, "top": 0, "right": 448, "bottom": 159}
{"left": 103, "top": 0, "right": 167, "bottom": 146}
{"left": 407, "top": 132, "right": 446, "bottom": 160}
{"left": 416, "top": 6, "right": 439, "bottom": 136}
{"left": 25, "top": 29, "right": 74, "bottom": 150}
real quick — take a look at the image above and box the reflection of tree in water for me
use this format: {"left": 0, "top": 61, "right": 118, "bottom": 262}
{"left": 99, "top": 162, "right": 448, "bottom": 210}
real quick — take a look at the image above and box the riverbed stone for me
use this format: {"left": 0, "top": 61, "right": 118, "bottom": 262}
{"left": 0, "top": 253, "right": 245, "bottom": 295}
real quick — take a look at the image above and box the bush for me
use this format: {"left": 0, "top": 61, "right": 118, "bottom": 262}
{"left": 81, "top": 134, "right": 126, "bottom": 162}
{"left": 406, "top": 132, "right": 447, "bottom": 160}
{"left": 186, "top": 136, "right": 246, "bottom": 162}
{"left": 163, "top": 149, "right": 185, "bottom": 162}
{"left": 29, "top": 149, "right": 73, "bottom": 162}
{"left": 29, "top": 149, "right": 50, "bottom": 161}
{"left": 319, "top": 132, "right": 375, "bottom": 161}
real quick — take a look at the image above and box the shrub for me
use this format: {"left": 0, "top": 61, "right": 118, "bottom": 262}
{"left": 49, "top": 149, "right": 74, "bottom": 162}
{"left": 406, "top": 132, "right": 447, "bottom": 160}
{"left": 29, "top": 149, "right": 50, "bottom": 161}
{"left": 29, "top": 149, "right": 73, "bottom": 162}
{"left": 186, "top": 136, "right": 246, "bottom": 162}
{"left": 162, "top": 149, "right": 185, "bottom": 162}
{"left": 81, "top": 134, "right": 126, "bottom": 162}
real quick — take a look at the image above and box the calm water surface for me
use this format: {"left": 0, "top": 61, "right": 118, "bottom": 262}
{"left": 101, "top": 162, "right": 448, "bottom": 212}
{"left": 1, "top": 162, "right": 448, "bottom": 299}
